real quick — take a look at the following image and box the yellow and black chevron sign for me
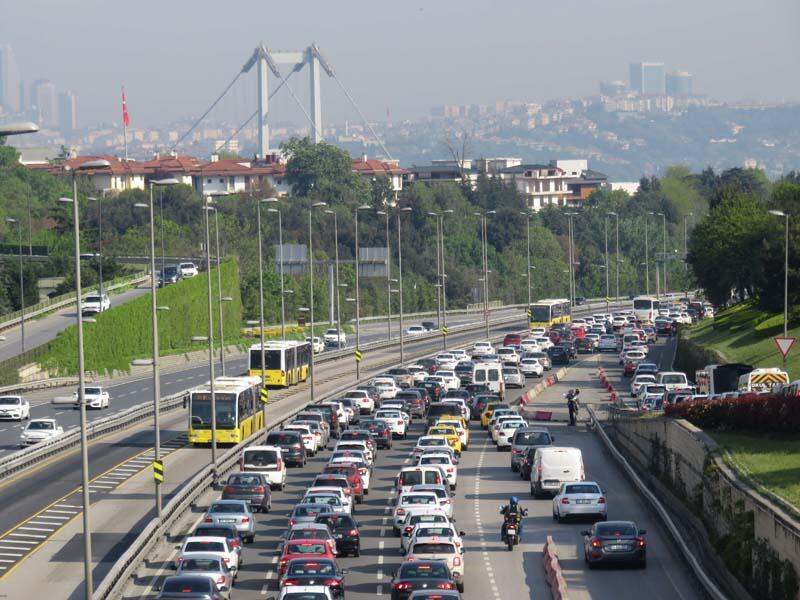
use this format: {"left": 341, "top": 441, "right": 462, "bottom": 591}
{"left": 527, "top": 308, "right": 532, "bottom": 319}
{"left": 153, "top": 460, "right": 164, "bottom": 483}
{"left": 354, "top": 349, "right": 363, "bottom": 362}
{"left": 260, "top": 387, "right": 269, "bottom": 404}
{"left": 442, "top": 326, "right": 449, "bottom": 337}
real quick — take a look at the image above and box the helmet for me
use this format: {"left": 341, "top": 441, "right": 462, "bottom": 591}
{"left": 575, "top": 388, "right": 580, "bottom": 394}
{"left": 509, "top": 496, "right": 518, "bottom": 506}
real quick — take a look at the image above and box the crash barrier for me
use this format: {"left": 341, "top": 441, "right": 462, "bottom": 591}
{"left": 543, "top": 535, "right": 570, "bottom": 600}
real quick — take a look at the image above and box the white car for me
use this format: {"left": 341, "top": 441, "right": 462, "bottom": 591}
{"left": 471, "top": 342, "right": 495, "bottom": 356}
{"left": 178, "top": 262, "right": 199, "bottom": 278}
{"left": 630, "top": 374, "right": 656, "bottom": 397}
{"left": 334, "top": 440, "right": 374, "bottom": 465}
{"left": 496, "top": 420, "right": 526, "bottom": 449}
{"left": 73, "top": 386, "right": 109, "bottom": 409}
{"left": 0, "top": 395, "right": 30, "bottom": 421}
{"left": 240, "top": 445, "right": 287, "bottom": 490}
{"left": 285, "top": 423, "right": 319, "bottom": 455}
{"left": 406, "top": 536, "right": 465, "bottom": 592}
{"left": 20, "top": 418, "right": 63, "bottom": 446}
{"left": 306, "top": 486, "right": 354, "bottom": 514}
{"left": 306, "top": 336, "right": 324, "bottom": 354}
{"left": 440, "top": 399, "right": 470, "bottom": 421}
{"left": 175, "top": 536, "right": 239, "bottom": 574}
{"left": 519, "top": 358, "right": 544, "bottom": 378}
{"left": 343, "top": 389, "right": 374, "bottom": 414}
{"left": 407, "top": 365, "right": 428, "bottom": 384}
{"left": 530, "top": 327, "right": 547, "bottom": 336}
{"left": 620, "top": 350, "right": 647, "bottom": 365}
{"left": 534, "top": 336, "right": 554, "bottom": 350}
{"left": 418, "top": 452, "right": 458, "bottom": 489}
{"left": 435, "top": 370, "right": 461, "bottom": 391}
{"left": 393, "top": 492, "right": 440, "bottom": 533}
{"left": 598, "top": 334, "right": 617, "bottom": 352}
{"left": 435, "top": 353, "right": 458, "bottom": 370}
{"left": 412, "top": 435, "right": 452, "bottom": 457}
{"left": 450, "top": 349, "right": 468, "bottom": 361}
{"left": 405, "top": 522, "right": 464, "bottom": 554}
{"left": 405, "top": 325, "right": 426, "bottom": 336}
{"left": 81, "top": 292, "right": 110, "bottom": 314}
{"left": 277, "top": 587, "right": 334, "bottom": 600}
{"left": 399, "top": 508, "right": 453, "bottom": 552}
{"left": 372, "top": 377, "right": 400, "bottom": 399}
{"left": 323, "top": 328, "right": 347, "bottom": 348}
{"left": 409, "top": 483, "right": 455, "bottom": 519}
{"left": 491, "top": 415, "right": 525, "bottom": 442}
{"left": 374, "top": 409, "right": 408, "bottom": 438}
{"left": 496, "top": 346, "right": 520, "bottom": 364}
{"left": 552, "top": 480, "right": 607, "bottom": 522}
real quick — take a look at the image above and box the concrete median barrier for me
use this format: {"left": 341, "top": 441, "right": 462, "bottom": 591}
{"left": 542, "top": 535, "right": 569, "bottom": 600}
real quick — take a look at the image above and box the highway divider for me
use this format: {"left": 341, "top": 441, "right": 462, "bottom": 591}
{"left": 586, "top": 405, "right": 728, "bottom": 600}
{"left": 542, "top": 535, "right": 570, "bottom": 600}
{"left": 518, "top": 367, "right": 567, "bottom": 422}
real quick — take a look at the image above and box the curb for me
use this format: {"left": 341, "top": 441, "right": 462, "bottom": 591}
{"left": 518, "top": 367, "right": 567, "bottom": 421}
{"left": 542, "top": 535, "right": 570, "bottom": 600}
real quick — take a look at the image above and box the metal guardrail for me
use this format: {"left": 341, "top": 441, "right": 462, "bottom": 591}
{"left": 0, "top": 271, "right": 149, "bottom": 334}
{"left": 587, "top": 405, "right": 727, "bottom": 600}
{"left": 0, "top": 377, "right": 79, "bottom": 395}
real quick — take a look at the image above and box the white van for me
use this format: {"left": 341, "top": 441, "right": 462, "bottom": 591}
{"left": 472, "top": 361, "right": 505, "bottom": 397}
{"left": 530, "top": 446, "right": 584, "bottom": 498}
{"left": 239, "top": 445, "right": 287, "bottom": 490}
{"left": 396, "top": 466, "right": 445, "bottom": 494}
{"left": 657, "top": 371, "right": 690, "bottom": 392}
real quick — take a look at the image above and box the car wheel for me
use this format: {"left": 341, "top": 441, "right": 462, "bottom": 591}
{"left": 457, "top": 581, "right": 465, "bottom": 593}
{"left": 246, "top": 535, "right": 254, "bottom": 544}
{"left": 353, "top": 547, "right": 360, "bottom": 557}
{"left": 511, "top": 463, "right": 518, "bottom": 472}
{"left": 530, "top": 485, "right": 537, "bottom": 498}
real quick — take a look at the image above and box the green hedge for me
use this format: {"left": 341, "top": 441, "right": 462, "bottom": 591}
{"left": 38, "top": 260, "right": 243, "bottom": 376}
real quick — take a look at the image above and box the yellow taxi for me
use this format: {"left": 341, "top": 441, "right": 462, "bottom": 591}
{"left": 481, "top": 402, "right": 510, "bottom": 429}
{"left": 426, "top": 424, "right": 463, "bottom": 455}
{"left": 436, "top": 417, "right": 470, "bottom": 450}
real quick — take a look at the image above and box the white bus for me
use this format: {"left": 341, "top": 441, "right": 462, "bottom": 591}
{"left": 632, "top": 296, "right": 660, "bottom": 323}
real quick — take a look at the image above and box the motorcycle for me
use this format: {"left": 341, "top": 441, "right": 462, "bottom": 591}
{"left": 501, "top": 508, "right": 528, "bottom": 551}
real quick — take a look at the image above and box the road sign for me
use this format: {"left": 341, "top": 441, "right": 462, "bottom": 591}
{"left": 526, "top": 308, "right": 532, "bottom": 320}
{"left": 442, "top": 326, "right": 449, "bottom": 337}
{"left": 605, "top": 297, "right": 610, "bottom": 303}
{"left": 260, "top": 387, "right": 269, "bottom": 403}
{"left": 153, "top": 460, "right": 164, "bottom": 483}
{"left": 354, "top": 349, "right": 363, "bottom": 362}
{"left": 773, "top": 336, "right": 797, "bottom": 359}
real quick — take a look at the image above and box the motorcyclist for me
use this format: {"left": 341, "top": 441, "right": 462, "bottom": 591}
{"left": 500, "top": 496, "right": 527, "bottom": 541}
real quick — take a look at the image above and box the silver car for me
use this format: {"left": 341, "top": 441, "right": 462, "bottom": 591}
{"left": 175, "top": 554, "right": 234, "bottom": 597}
{"left": 204, "top": 500, "right": 256, "bottom": 543}
{"left": 510, "top": 427, "right": 554, "bottom": 473}
{"left": 503, "top": 367, "right": 525, "bottom": 388}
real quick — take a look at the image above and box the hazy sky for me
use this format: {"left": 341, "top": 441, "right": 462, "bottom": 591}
{"left": 1, "top": 0, "right": 798, "bottom": 128}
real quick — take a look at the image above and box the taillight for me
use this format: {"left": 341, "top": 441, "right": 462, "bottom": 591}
{"left": 241, "top": 517, "right": 250, "bottom": 523}
{"left": 288, "top": 518, "right": 296, "bottom": 526}
{"left": 323, "top": 578, "right": 341, "bottom": 586}
{"left": 597, "top": 497, "right": 606, "bottom": 504}
{"left": 636, "top": 537, "right": 646, "bottom": 547}
{"left": 239, "top": 458, "right": 244, "bottom": 470}
{"left": 396, "top": 508, "right": 405, "bottom": 515}
{"left": 253, "top": 485, "right": 265, "bottom": 493}
{"left": 204, "top": 517, "right": 213, "bottom": 522}
{"left": 349, "top": 528, "right": 359, "bottom": 536}
{"left": 282, "top": 578, "right": 299, "bottom": 586}
{"left": 394, "top": 582, "right": 412, "bottom": 591}
{"left": 591, "top": 539, "right": 602, "bottom": 548}
{"left": 343, "top": 488, "right": 351, "bottom": 495}
{"left": 397, "top": 420, "right": 403, "bottom": 425}
{"left": 561, "top": 498, "right": 570, "bottom": 504}
{"left": 217, "top": 575, "right": 226, "bottom": 584}
{"left": 222, "top": 557, "right": 230, "bottom": 563}
{"left": 453, "top": 555, "right": 462, "bottom": 567}
{"left": 223, "top": 485, "right": 235, "bottom": 494}
{"left": 292, "top": 443, "right": 302, "bottom": 449}
{"left": 359, "top": 468, "right": 366, "bottom": 476}
{"left": 537, "top": 464, "right": 542, "bottom": 480}
{"left": 446, "top": 468, "right": 453, "bottom": 473}
{"left": 403, "top": 526, "right": 413, "bottom": 535}
{"left": 511, "top": 449, "right": 521, "bottom": 454}
{"left": 437, "top": 582, "right": 455, "bottom": 589}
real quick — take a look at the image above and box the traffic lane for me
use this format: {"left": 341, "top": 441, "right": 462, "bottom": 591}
{"left": 0, "top": 285, "right": 151, "bottom": 362}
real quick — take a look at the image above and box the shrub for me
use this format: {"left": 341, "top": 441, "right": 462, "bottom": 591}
{"left": 664, "top": 393, "right": 800, "bottom": 433}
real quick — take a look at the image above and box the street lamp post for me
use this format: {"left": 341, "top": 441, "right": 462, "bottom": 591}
{"left": 566, "top": 212, "right": 578, "bottom": 307}
{"left": 324, "top": 210, "right": 342, "bottom": 347}
{"left": 520, "top": 211, "right": 532, "bottom": 309}
{"left": 87, "top": 194, "right": 104, "bottom": 295}
{"left": 769, "top": 210, "right": 790, "bottom": 369}
{"left": 397, "top": 207, "right": 412, "bottom": 363}
{"left": 58, "top": 157, "right": 111, "bottom": 600}
{"left": 474, "top": 211, "right": 496, "bottom": 339}
{"left": 201, "top": 194, "right": 218, "bottom": 478}
{"left": 683, "top": 212, "right": 693, "bottom": 271}
{"left": 256, "top": 198, "right": 272, "bottom": 426}
{"left": 6, "top": 218, "right": 24, "bottom": 352}
{"left": 309, "top": 201, "right": 328, "bottom": 402}
{"left": 604, "top": 217, "right": 610, "bottom": 313}
{"left": 645, "top": 212, "right": 654, "bottom": 296}
{"left": 657, "top": 212, "right": 667, "bottom": 295}
{"left": 354, "top": 205, "right": 370, "bottom": 379}
{"left": 264, "top": 198, "right": 285, "bottom": 339}
{"left": 428, "top": 210, "right": 453, "bottom": 348}
{"left": 428, "top": 212, "right": 442, "bottom": 330}
{"left": 376, "top": 210, "right": 392, "bottom": 340}
{"left": 607, "top": 212, "right": 619, "bottom": 300}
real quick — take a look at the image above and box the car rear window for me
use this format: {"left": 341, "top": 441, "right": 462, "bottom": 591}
{"left": 316, "top": 515, "right": 356, "bottom": 529}
{"left": 287, "top": 560, "right": 336, "bottom": 575}
{"left": 210, "top": 503, "right": 244, "bottom": 513}
{"left": 194, "top": 526, "right": 233, "bottom": 538}
{"left": 294, "top": 505, "right": 327, "bottom": 517}
{"left": 286, "top": 542, "right": 327, "bottom": 554}
{"left": 180, "top": 558, "right": 221, "bottom": 571}
{"left": 417, "top": 526, "right": 453, "bottom": 537}
{"left": 596, "top": 523, "right": 637, "bottom": 537}
{"left": 400, "top": 471, "right": 423, "bottom": 486}
{"left": 412, "top": 542, "right": 455, "bottom": 554}
{"left": 399, "top": 562, "right": 449, "bottom": 578}
{"left": 410, "top": 514, "right": 447, "bottom": 525}
{"left": 243, "top": 450, "right": 278, "bottom": 464}
{"left": 267, "top": 432, "right": 301, "bottom": 445}
{"left": 227, "top": 474, "right": 263, "bottom": 486}
{"left": 185, "top": 541, "right": 224, "bottom": 553}
{"left": 513, "top": 431, "right": 551, "bottom": 445}
{"left": 565, "top": 484, "right": 601, "bottom": 494}
{"left": 421, "top": 456, "right": 449, "bottom": 465}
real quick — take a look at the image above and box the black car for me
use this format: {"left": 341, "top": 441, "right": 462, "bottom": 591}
{"left": 442, "top": 389, "right": 470, "bottom": 404}
{"left": 582, "top": 520, "right": 647, "bottom": 568}
{"left": 390, "top": 560, "right": 458, "bottom": 600}
{"left": 574, "top": 296, "right": 586, "bottom": 306}
{"left": 421, "top": 321, "right": 437, "bottom": 331}
{"left": 464, "top": 383, "right": 490, "bottom": 399}
{"left": 280, "top": 557, "right": 347, "bottom": 597}
{"left": 454, "top": 361, "right": 475, "bottom": 384}
{"left": 408, "top": 387, "right": 432, "bottom": 411}
{"left": 419, "top": 380, "right": 443, "bottom": 402}
{"left": 308, "top": 404, "right": 341, "bottom": 438}
{"left": 221, "top": 472, "right": 272, "bottom": 512}
{"left": 576, "top": 337, "right": 595, "bottom": 354}
{"left": 397, "top": 390, "right": 426, "bottom": 417}
{"left": 159, "top": 265, "right": 181, "bottom": 287}
{"left": 265, "top": 430, "right": 306, "bottom": 467}
{"left": 158, "top": 576, "right": 224, "bottom": 599}
{"left": 315, "top": 513, "right": 361, "bottom": 557}
{"left": 361, "top": 419, "right": 393, "bottom": 449}
{"left": 418, "top": 358, "right": 439, "bottom": 375}
{"left": 547, "top": 345, "right": 570, "bottom": 365}
{"left": 471, "top": 393, "right": 500, "bottom": 420}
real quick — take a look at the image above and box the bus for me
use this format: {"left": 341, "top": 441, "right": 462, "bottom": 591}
{"left": 248, "top": 340, "right": 312, "bottom": 387}
{"left": 188, "top": 375, "right": 264, "bottom": 445}
{"left": 632, "top": 296, "right": 660, "bottom": 323}
{"left": 529, "top": 299, "right": 571, "bottom": 329}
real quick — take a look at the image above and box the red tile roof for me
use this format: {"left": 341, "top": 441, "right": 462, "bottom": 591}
{"left": 351, "top": 158, "right": 406, "bottom": 175}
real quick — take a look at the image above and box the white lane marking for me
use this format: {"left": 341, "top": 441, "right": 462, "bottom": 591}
{"left": 54, "top": 504, "right": 80, "bottom": 509}
{"left": 0, "top": 538, "right": 36, "bottom": 544}
{"left": 0, "top": 429, "right": 6, "bottom": 433}
{"left": 47, "top": 509, "right": 77, "bottom": 515}
{"left": 271, "top": 556, "right": 278, "bottom": 564}
{"left": 27, "top": 520, "right": 65, "bottom": 526}
{"left": 0, "top": 552, "right": 22, "bottom": 557}
{"left": 18, "top": 526, "right": 54, "bottom": 532}
{"left": 376, "top": 585, "right": 382, "bottom": 595}
{"left": 0, "top": 546, "right": 29, "bottom": 551}
{"left": 0, "top": 559, "right": 16, "bottom": 563}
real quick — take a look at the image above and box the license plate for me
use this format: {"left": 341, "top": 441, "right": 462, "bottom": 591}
{"left": 576, "top": 499, "right": 591, "bottom": 504}
{"left": 507, "top": 527, "right": 516, "bottom": 534}
{"left": 609, "top": 544, "right": 628, "bottom": 551}
{"left": 335, "top": 534, "right": 343, "bottom": 538}
{"left": 220, "top": 519, "right": 236, "bottom": 523}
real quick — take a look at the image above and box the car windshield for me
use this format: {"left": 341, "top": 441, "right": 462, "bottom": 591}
{"left": 209, "top": 503, "right": 245, "bottom": 513}
{"left": 180, "top": 558, "right": 221, "bottom": 571}
{"left": 287, "top": 560, "right": 336, "bottom": 575}
{"left": 399, "top": 562, "right": 450, "bottom": 578}
{"left": 596, "top": 523, "right": 637, "bottom": 537}
{"left": 565, "top": 484, "right": 601, "bottom": 494}
{"left": 162, "top": 578, "right": 212, "bottom": 593}
{"left": 294, "top": 506, "right": 327, "bottom": 517}
{"left": 28, "top": 421, "right": 53, "bottom": 430}
{"left": 421, "top": 456, "right": 449, "bottom": 465}
{"left": 0, "top": 397, "right": 21, "bottom": 405}
{"left": 190, "top": 394, "right": 236, "bottom": 429}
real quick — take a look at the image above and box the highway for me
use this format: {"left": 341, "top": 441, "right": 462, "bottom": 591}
{"left": 117, "top": 333, "right": 702, "bottom": 600}
{"left": 0, "top": 308, "right": 518, "bottom": 453}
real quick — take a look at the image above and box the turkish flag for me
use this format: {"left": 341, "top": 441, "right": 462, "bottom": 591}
{"left": 122, "top": 87, "right": 130, "bottom": 127}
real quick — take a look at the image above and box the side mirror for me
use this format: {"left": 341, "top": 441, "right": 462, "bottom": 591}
{"left": 341, "top": 568, "right": 349, "bottom": 575}
{"left": 459, "top": 531, "right": 466, "bottom": 536}
{"left": 580, "top": 530, "right": 591, "bottom": 536}
{"left": 551, "top": 436, "right": 555, "bottom": 441}
{"left": 639, "top": 529, "right": 647, "bottom": 535}
{"left": 390, "top": 571, "right": 397, "bottom": 579}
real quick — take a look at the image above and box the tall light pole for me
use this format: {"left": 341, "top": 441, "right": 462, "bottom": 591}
{"left": 354, "top": 205, "right": 370, "bottom": 379}
{"left": 256, "top": 198, "right": 271, "bottom": 425}
{"left": 683, "top": 212, "right": 693, "bottom": 271}
{"left": 645, "top": 212, "right": 654, "bottom": 296}
{"left": 474, "top": 210, "right": 496, "bottom": 339}
{"left": 566, "top": 212, "right": 578, "bottom": 307}
{"left": 133, "top": 178, "right": 177, "bottom": 519}
{"left": 607, "top": 211, "right": 619, "bottom": 300}
{"left": 428, "top": 210, "right": 453, "bottom": 348}
{"left": 429, "top": 212, "right": 443, "bottom": 330}
{"left": 6, "top": 218, "right": 24, "bottom": 352}
{"left": 159, "top": 187, "right": 166, "bottom": 279}
{"left": 520, "top": 211, "right": 532, "bottom": 309}
{"left": 376, "top": 209, "right": 392, "bottom": 340}
{"left": 657, "top": 212, "right": 667, "bottom": 295}
{"left": 200, "top": 194, "right": 218, "bottom": 478}
{"left": 604, "top": 217, "right": 610, "bottom": 313}
{"left": 264, "top": 198, "right": 285, "bottom": 339}
{"left": 59, "top": 157, "right": 110, "bottom": 600}
{"left": 324, "top": 209, "right": 342, "bottom": 347}
{"left": 87, "top": 194, "right": 104, "bottom": 294}
{"left": 309, "top": 201, "right": 327, "bottom": 402}
{"left": 397, "top": 206, "right": 412, "bottom": 363}
{"left": 769, "top": 210, "right": 790, "bottom": 369}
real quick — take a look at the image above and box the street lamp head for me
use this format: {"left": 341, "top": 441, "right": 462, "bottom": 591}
{"left": 0, "top": 122, "right": 39, "bottom": 136}
{"left": 324, "top": 209, "right": 335, "bottom": 215}
{"left": 246, "top": 320, "right": 260, "bottom": 325}
{"left": 487, "top": 210, "right": 497, "bottom": 215}
{"left": 376, "top": 210, "right": 387, "bottom": 216}
{"left": 157, "top": 306, "right": 170, "bottom": 311}
{"left": 297, "top": 307, "right": 310, "bottom": 312}
{"left": 311, "top": 201, "right": 327, "bottom": 208}
{"left": 283, "top": 289, "right": 295, "bottom": 295}
{"left": 131, "top": 358, "right": 154, "bottom": 366}
{"left": 607, "top": 211, "right": 617, "bottom": 217}
{"left": 133, "top": 203, "right": 148, "bottom": 209}
{"left": 191, "top": 335, "right": 209, "bottom": 342}
{"left": 769, "top": 210, "right": 787, "bottom": 217}
{"left": 221, "top": 296, "right": 233, "bottom": 302}
{"left": 58, "top": 197, "right": 73, "bottom": 203}
{"left": 427, "top": 212, "right": 438, "bottom": 217}
{"left": 152, "top": 178, "right": 179, "bottom": 186}
{"left": 77, "top": 159, "right": 112, "bottom": 170}
{"left": 400, "top": 206, "right": 412, "bottom": 212}
{"left": 263, "top": 197, "right": 279, "bottom": 204}
{"left": 443, "top": 209, "right": 454, "bottom": 214}
{"left": 5, "top": 217, "right": 17, "bottom": 224}
{"left": 266, "top": 208, "right": 279, "bottom": 213}
{"left": 357, "top": 204, "right": 371, "bottom": 210}
{"left": 345, "top": 297, "right": 356, "bottom": 302}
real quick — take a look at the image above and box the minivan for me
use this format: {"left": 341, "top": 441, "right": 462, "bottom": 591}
{"left": 240, "top": 445, "right": 286, "bottom": 490}
{"left": 657, "top": 371, "right": 690, "bottom": 391}
{"left": 397, "top": 466, "right": 444, "bottom": 494}
{"left": 530, "top": 446, "right": 584, "bottom": 498}
{"left": 472, "top": 361, "right": 504, "bottom": 396}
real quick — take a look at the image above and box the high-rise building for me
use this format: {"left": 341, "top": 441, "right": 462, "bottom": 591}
{"left": 30, "top": 79, "right": 57, "bottom": 127}
{"left": 629, "top": 62, "right": 666, "bottom": 95}
{"left": 59, "top": 90, "right": 78, "bottom": 131}
{"left": 0, "top": 44, "right": 22, "bottom": 113}
{"left": 666, "top": 71, "right": 693, "bottom": 97}
{"left": 599, "top": 80, "right": 627, "bottom": 96}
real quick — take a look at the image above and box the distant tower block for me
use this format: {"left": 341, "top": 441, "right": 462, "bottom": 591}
{"left": 241, "top": 43, "right": 334, "bottom": 159}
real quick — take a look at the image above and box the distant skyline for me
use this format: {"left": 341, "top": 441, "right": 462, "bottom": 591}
{"left": 1, "top": 0, "right": 798, "bottom": 129}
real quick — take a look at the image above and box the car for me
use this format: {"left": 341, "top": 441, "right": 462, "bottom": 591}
{"left": 288, "top": 504, "right": 335, "bottom": 528}
{"left": 157, "top": 575, "right": 226, "bottom": 600}
{"left": 547, "top": 345, "right": 570, "bottom": 365}
{"left": 530, "top": 446, "right": 585, "bottom": 498}
{"left": 490, "top": 414, "right": 525, "bottom": 443}
{"left": 306, "top": 484, "right": 355, "bottom": 514}
{"left": 373, "top": 377, "right": 401, "bottom": 400}
{"left": 240, "top": 445, "right": 288, "bottom": 490}
{"left": 271, "top": 586, "right": 335, "bottom": 600}
{"left": 630, "top": 374, "right": 656, "bottom": 397}
{"left": 436, "top": 417, "right": 469, "bottom": 449}
{"left": 552, "top": 481, "right": 607, "bottom": 522}
{"left": 406, "top": 325, "right": 427, "bottom": 336}
{"left": 315, "top": 512, "right": 361, "bottom": 557}
{"left": 73, "top": 385, "right": 109, "bottom": 409}
{"left": 279, "top": 558, "right": 347, "bottom": 598}
{"left": 393, "top": 492, "right": 441, "bottom": 533}
{"left": 417, "top": 452, "right": 458, "bottom": 489}
{"left": 471, "top": 341, "right": 495, "bottom": 357}
{"left": 285, "top": 423, "right": 320, "bottom": 455}
{"left": 266, "top": 430, "right": 307, "bottom": 467}
{"left": 409, "top": 483, "right": 455, "bottom": 518}
{"left": 496, "top": 346, "right": 520, "bottom": 364}
{"left": 426, "top": 425, "right": 462, "bottom": 454}
{"left": 19, "top": 418, "right": 64, "bottom": 446}
{"left": 279, "top": 539, "right": 338, "bottom": 577}
{"left": 435, "top": 370, "right": 461, "bottom": 391}
{"left": 221, "top": 472, "right": 272, "bottom": 513}
{"left": 519, "top": 358, "right": 544, "bottom": 378}
{"left": 480, "top": 401, "right": 509, "bottom": 428}
{"left": 306, "top": 336, "right": 325, "bottom": 354}
{"left": 405, "top": 537, "right": 465, "bottom": 592}
{"left": 403, "top": 521, "right": 464, "bottom": 555}
{"left": 390, "top": 558, "right": 459, "bottom": 599}
{"left": 397, "top": 466, "right": 445, "bottom": 494}
{"left": 313, "top": 473, "right": 360, "bottom": 505}
{"left": 408, "top": 592, "right": 462, "bottom": 600}
{"left": 301, "top": 492, "right": 348, "bottom": 515}
{"left": 0, "top": 395, "right": 30, "bottom": 421}
{"left": 407, "top": 365, "right": 429, "bottom": 384}
{"left": 203, "top": 500, "right": 256, "bottom": 543}
{"left": 386, "top": 367, "right": 415, "bottom": 389}
{"left": 398, "top": 509, "right": 454, "bottom": 551}
{"left": 192, "top": 523, "right": 242, "bottom": 562}
{"left": 495, "top": 420, "right": 526, "bottom": 450}
{"left": 361, "top": 419, "right": 393, "bottom": 449}
{"left": 412, "top": 435, "right": 451, "bottom": 457}
{"left": 502, "top": 366, "right": 525, "bottom": 388}
{"left": 338, "top": 429, "right": 377, "bottom": 455}
{"left": 327, "top": 454, "right": 372, "bottom": 491}
{"left": 178, "top": 262, "right": 199, "bottom": 278}
{"left": 323, "top": 328, "right": 347, "bottom": 348}
{"left": 342, "top": 389, "right": 374, "bottom": 415}
{"left": 582, "top": 520, "right": 647, "bottom": 568}
{"left": 322, "top": 463, "right": 365, "bottom": 502}
{"left": 421, "top": 321, "right": 437, "bottom": 331}
{"left": 375, "top": 409, "right": 408, "bottom": 438}
{"left": 282, "top": 523, "right": 338, "bottom": 556}
{"left": 418, "top": 380, "right": 443, "bottom": 403}
{"left": 175, "top": 536, "right": 239, "bottom": 574}
{"left": 435, "top": 353, "right": 459, "bottom": 370}
{"left": 512, "top": 427, "right": 554, "bottom": 474}
{"left": 81, "top": 292, "right": 110, "bottom": 314}
{"left": 175, "top": 554, "right": 234, "bottom": 598}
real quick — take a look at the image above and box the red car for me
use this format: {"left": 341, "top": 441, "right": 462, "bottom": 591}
{"left": 322, "top": 464, "right": 365, "bottom": 501}
{"left": 623, "top": 360, "right": 640, "bottom": 377}
{"left": 279, "top": 539, "right": 337, "bottom": 576}
{"left": 503, "top": 333, "right": 522, "bottom": 347}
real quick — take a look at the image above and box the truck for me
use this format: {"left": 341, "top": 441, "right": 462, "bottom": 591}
{"left": 695, "top": 363, "right": 753, "bottom": 396}
{"left": 323, "top": 328, "right": 347, "bottom": 348}
{"left": 737, "top": 368, "right": 789, "bottom": 393}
